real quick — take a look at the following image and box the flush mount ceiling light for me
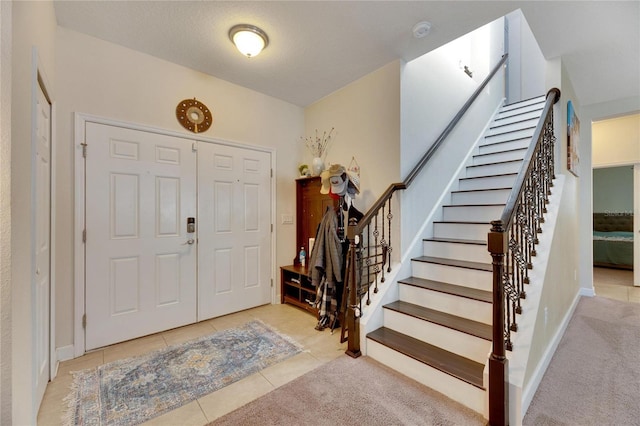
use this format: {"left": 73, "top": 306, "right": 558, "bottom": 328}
{"left": 229, "top": 24, "right": 269, "bottom": 58}
{"left": 412, "top": 21, "right": 432, "bottom": 38}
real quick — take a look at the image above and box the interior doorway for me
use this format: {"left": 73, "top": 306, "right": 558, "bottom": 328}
{"left": 591, "top": 113, "right": 640, "bottom": 302}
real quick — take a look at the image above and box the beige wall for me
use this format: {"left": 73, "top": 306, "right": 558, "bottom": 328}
{"left": 11, "top": 1, "right": 58, "bottom": 423}
{"left": 55, "top": 28, "right": 304, "bottom": 348}
{"left": 592, "top": 113, "right": 640, "bottom": 167}
{"left": 0, "top": 0, "right": 12, "bottom": 423}
{"left": 303, "top": 60, "right": 401, "bottom": 212}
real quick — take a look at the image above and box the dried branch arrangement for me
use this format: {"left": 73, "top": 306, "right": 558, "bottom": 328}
{"left": 301, "top": 127, "right": 334, "bottom": 158}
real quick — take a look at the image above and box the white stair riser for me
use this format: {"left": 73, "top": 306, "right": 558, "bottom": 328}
{"left": 493, "top": 110, "right": 543, "bottom": 126}
{"left": 443, "top": 204, "right": 504, "bottom": 222}
{"left": 384, "top": 310, "right": 492, "bottom": 364}
{"left": 422, "top": 240, "right": 489, "bottom": 264}
{"left": 411, "top": 261, "right": 492, "bottom": 291}
{"left": 465, "top": 161, "right": 522, "bottom": 178}
{"left": 458, "top": 174, "right": 517, "bottom": 191}
{"left": 399, "top": 284, "right": 492, "bottom": 324}
{"left": 483, "top": 128, "right": 535, "bottom": 144}
{"left": 500, "top": 98, "right": 545, "bottom": 114}
{"left": 478, "top": 138, "right": 530, "bottom": 155}
{"left": 434, "top": 222, "right": 489, "bottom": 241}
{"left": 451, "top": 189, "right": 511, "bottom": 205}
{"left": 366, "top": 340, "right": 486, "bottom": 416}
{"left": 486, "top": 118, "right": 541, "bottom": 136}
{"left": 472, "top": 149, "right": 526, "bottom": 166}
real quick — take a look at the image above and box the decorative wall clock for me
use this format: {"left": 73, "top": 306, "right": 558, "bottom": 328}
{"left": 176, "top": 98, "right": 212, "bottom": 133}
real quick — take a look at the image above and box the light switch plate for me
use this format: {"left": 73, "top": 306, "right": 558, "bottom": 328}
{"left": 281, "top": 214, "right": 293, "bottom": 224}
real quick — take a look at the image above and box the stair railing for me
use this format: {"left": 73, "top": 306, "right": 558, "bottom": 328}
{"left": 343, "top": 54, "right": 510, "bottom": 357}
{"left": 487, "top": 87, "right": 561, "bottom": 425}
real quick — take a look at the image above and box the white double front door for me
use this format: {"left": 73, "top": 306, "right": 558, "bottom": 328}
{"left": 85, "top": 122, "right": 271, "bottom": 350}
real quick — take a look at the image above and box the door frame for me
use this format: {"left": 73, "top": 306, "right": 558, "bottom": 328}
{"left": 73, "top": 113, "right": 276, "bottom": 357}
{"left": 30, "top": 48, "right": 56, "bottom": 415}
{"left": 635, "top": 164, "right": 639, "bottom": 286}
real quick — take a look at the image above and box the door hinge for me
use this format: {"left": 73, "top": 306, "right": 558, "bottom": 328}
{"left": 192, "top": 142, "right": 197, "bottom": 152}
{"left": 82, "top": 229, "right": 86, "bottom": 243}
{"left": 81, "top": 142, "right": 88, "bottom": 158}
{"left": 271, "top": 224, "right": 273, "bottom": 232}
{"left": 271, "top": 278, "right": 274, "bottom": 288}
{"left": 82, "top": 314, "right": 87, "bottom": 329}
{"left": 271, "top": 168, "right": 273, "bottom": 178}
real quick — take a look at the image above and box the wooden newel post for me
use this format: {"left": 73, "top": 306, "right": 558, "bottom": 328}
{"left": 488, "top": 220, "right": 509, "bottom": 426}
{"left": 345, "top": 225, "right": 361, "bottom": 358}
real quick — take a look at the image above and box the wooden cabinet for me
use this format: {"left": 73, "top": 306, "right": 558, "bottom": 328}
{"left": 280, "top": 265, "right": 317, "bottom": 315}
{"left": 280, "top": 176, "right": 337, "bottom": 314}
{"left": 295, "top": 176, "right": 337, "bottom": 263}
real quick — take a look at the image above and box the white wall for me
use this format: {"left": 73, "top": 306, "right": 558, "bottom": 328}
{"left": 506, "top": 10, "right": 546, "bottom": 104}
{"left": 55, "top": 28, "right": 304, "bottom": 349}
{"left": 592, "top": 113, "right": 640, "bottom": 167}
{"left": 0, "top": 1, "right": 12, "bottom": 423}
{"left": 11, "top": 1, "right": 57, "bottom": 424}
{"left": 400, "top": 17, "right": 505, "bottom": 256}
{"left": 303, "top": 60, "right": 402, "bottom": 213}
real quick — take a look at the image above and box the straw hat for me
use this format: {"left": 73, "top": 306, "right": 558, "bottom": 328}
{"left": 320, "top": 163, "right": 360, "bottom": 196}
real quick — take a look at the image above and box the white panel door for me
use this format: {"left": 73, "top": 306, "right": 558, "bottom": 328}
{"left": 635, "top": 164, "right": 639, "bottom": 286}
{"left": 85, "top": 123, "right": 197, "bottom": 350}
{"left": 34, "top": 83, "right": 51, "bottom": 411}
{"left": 197, "top": 143, "right": 271, "bottom": 320}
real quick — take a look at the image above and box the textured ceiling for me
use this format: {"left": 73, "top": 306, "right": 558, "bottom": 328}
{"left": 53, "top": 1, "right": 639, "bottom": 107}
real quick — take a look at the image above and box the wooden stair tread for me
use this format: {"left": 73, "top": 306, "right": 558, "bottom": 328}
{"left": 466, "top": 159, "right": 523, "bottom": 168}
{"left": 367, "top": 327, "right": 485, "bottom": 389}
{"left": 459, "top": 172, "right": 518, "bottom": 181}
{"left": 483, "top": 126, "right": 536, "bottom": 138}
{"left": 433, "top": 220, "right": 490, "bottom": 225}
{"left": 479, "top": 136, "right": 531, "bottom": 149}
{"left": 473, "top": 147, "right": 527, "bottom": 158}
{"left": 443, "top": 203, "right": 505, "bottom": 207}
{"left": 414, "top": 256, "right": 492, "bottom": 272}
{"left": 423, "top": 237, "right": 485, "bottom": 246}
{"left": 451, "top": 187, "right": 511, "bottom": 195}
{"left": 491, "top": 116, "right": 542, "bottom": 129}
{"left": 398, "top": 276, "right": 492, "bottom": 303}
{"left": 385, "top": 300, "right": 492, "bottom": 341}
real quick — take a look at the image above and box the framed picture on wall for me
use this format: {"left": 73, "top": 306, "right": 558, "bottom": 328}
{"left": 567, "top": 100, "right": 580, "bottom": 177}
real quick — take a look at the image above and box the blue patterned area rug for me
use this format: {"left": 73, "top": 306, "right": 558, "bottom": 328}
{"left": 64, "top": 320, "right": 302, "bottom": 426}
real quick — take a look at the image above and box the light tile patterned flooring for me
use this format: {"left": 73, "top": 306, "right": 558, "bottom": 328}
{"left": 37, "top": 268, "right": 638, "bottom": 425}
{"left": 593, "top": 266, "right": 640, "bottom": 303}
{"left": 37, "top": 304, "right": 346, "bottom": 426}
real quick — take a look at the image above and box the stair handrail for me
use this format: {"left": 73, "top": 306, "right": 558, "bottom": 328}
{"left": 344, "top": 54, "right": 509, "bottom": 357}
{"left": 487, "top": 87, "right": 561, "bottom": 425}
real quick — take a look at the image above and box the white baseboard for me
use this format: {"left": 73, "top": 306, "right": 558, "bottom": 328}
{"left": 579, "top": 286, "right": 595, "bottom": 297}
{"left": 56, "top": 344, "right": 75, "bottom": 363}
{"left": 521, "top": 291, "right": 582, "bottom": 414}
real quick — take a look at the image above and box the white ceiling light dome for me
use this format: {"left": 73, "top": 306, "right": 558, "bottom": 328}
{"left": 229, "top": 24, "right": 269, "bottom": 58}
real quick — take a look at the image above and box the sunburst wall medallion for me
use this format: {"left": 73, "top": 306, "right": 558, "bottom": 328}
{"left": 176, "top": 98, "right": 213, "bottom": 133}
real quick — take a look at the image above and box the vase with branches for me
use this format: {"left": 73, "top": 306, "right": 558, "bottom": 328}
{"left": 301, "top": 127, "right": 334, "bottom": 176}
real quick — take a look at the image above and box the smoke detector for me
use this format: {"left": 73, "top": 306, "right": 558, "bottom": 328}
{"left": 412, "top": 21, "right": 432, "bottom": 38}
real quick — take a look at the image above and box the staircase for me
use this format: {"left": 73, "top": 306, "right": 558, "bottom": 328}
{"left": 365, "top": 95, "right": 547, "bottom": 416}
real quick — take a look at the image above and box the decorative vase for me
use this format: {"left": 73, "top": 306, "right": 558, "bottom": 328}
{"left": 311, "top": 157, "right": 324, "bottom": 176}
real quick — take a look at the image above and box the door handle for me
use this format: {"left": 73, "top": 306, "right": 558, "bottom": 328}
{"left": 182, "top": 238, "right": 195, "bottom": 245}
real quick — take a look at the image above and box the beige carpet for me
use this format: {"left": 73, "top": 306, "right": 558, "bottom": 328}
{"left": 524, "top": 296, "right": 640, "bottom": 425}
{"left": 210, "top": 296, "right": 640, "bottom": 425}
{"left": 209, "top": 355, "right": 485, "bottom": 426}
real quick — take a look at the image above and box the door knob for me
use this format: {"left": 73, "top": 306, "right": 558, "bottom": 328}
{"left": 182, "top": 238, "right": 195, "bottom": 245}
